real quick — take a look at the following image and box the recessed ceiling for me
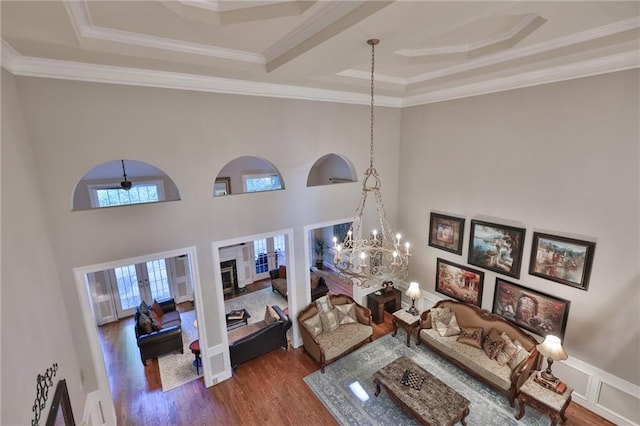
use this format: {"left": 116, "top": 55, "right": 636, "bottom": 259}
{"left": 1, "top": 1, "right": 638, "bottom": 106}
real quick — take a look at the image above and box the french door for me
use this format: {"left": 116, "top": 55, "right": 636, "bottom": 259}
{"left": 112, "top": 259, "right": 171, "bottom": 318}
{"left": 253, "top": 235, "right": 286, "bottom": 281}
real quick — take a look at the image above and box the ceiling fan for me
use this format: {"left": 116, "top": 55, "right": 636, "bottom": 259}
{"left": 120, "top": 159, "right": 132, "bottom": 191}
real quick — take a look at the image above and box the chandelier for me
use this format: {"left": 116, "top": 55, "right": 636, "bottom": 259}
{"left": 332, "top": 39, "right": 410, "bottom": 287}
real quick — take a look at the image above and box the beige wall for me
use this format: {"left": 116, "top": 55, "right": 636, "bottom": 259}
{"left": 399, "top": 70, "right": 639, "bottom": 386}
{"left": 7, "top": 75, "right": 401, "bottom": 404}
{"left": 1, "top": 70, "right": 83, "bottom": 425}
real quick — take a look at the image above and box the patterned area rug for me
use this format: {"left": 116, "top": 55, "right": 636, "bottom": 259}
{"left": 224, "top": 287, "right": 288, "bottom": 324}
{"left": 157, "top": 310, "right": 201, "bottom": 392}
{"left": 304, "top": 333, "right": 547, "bottom": 425}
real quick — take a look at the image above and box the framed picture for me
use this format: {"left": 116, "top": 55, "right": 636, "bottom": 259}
{"left": 46, "top": 379, "right": 75, "bottom": 426}
{"left": 435, "top": 258, "right": 484, "bottom": 307}
{"left": 529, "top": 232, "right": 595, "bottom": 291}
{"left": 468, "top": 220, "right": 526, "bottom": 278}
{"left": 214, "top": 177, "right": 231, "bottom": 196}
{"left": 428, "top": 213, "right": 465, "bottom": 255}
{"left": 492, "top": 278, "right": 570, "bottom": 338}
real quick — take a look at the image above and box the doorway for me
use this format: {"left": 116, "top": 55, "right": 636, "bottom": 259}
{"left": 253, "top": 234, "right": 286, "bottom": 280}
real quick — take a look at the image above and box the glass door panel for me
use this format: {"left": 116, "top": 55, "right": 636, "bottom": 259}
{"left": 254, "top": 238, "right": 269, "bottom": 278}
{"left": 146, "top": 259, "right": 170, "bottom": 300}
{"left": 113, "top": 264, "right": 140, "bottom": 317}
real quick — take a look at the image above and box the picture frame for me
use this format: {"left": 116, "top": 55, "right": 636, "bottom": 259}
{"left": 214, "top": 177, "right": 231, "bottom": 196}
{"left": 529, "top": 232, "right": 595, "bottom": 291}
{"left": 46, "top": 379, "right": 75, "bottom": 426}
{"left": 468, "top": 220, "right": 526, "bottom": 278}
{"left": 492, "top": 278, "right": 571, "bottom": 338}
{"left": 435, "top": 258, "right": 484, "bottom": 307}
{"left": 428, "top": 213, "right": 465, "bottom": 255}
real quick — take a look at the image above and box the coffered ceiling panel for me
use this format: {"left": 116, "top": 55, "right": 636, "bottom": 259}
{"left": 2, "top": 1, "right": 638, "bottom": 106}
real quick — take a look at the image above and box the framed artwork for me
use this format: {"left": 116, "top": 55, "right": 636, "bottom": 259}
{"left": 529, "top": 232, "right": 595, "bottom": 291}
{"left": 435, "top": 258, "right": 484, "bottom": 307}
{"left": 492, "top": 278, "right": 570, "bottom": 338}
{"left": 428, "top": 213, "right": 465, "bottom": 255}
{"left": 214, "top": 177, "right": 231, "bottom": 196}
{"left": 46, "top": 379, "right": 75, "bottom": 426}
{"left": 468, "top": 220, "right": 526, "bottom": 278}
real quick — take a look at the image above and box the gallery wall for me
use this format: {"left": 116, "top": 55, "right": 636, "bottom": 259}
{"left": 398, "top": 69, "right": 639, "bottom": 422}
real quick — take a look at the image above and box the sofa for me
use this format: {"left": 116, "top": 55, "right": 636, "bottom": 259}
{"left": 134, "top": 298, "right": 183, "bottom": 366}
{"left": 297, "top": 294, "right": 373, "bottom": 373}
{"left": 418, "top": 300, "right": 542, "bottom": 406}
{"left": 270, "top": 265, "right": 329, "bottom": 301}
{"left": 227, "top": 305, "right": 291, "bottom": 370}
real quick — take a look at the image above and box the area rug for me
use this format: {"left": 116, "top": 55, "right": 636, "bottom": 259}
{"left": 304, "top": 333, "right": 547, "bottom": 425}
{"left": 224, "top": 287, "right": 288, "bottom": 325}
{"left": 158, "top": 310, "right": 201, "bottom": 392}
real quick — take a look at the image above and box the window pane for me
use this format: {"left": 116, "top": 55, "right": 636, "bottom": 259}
{"left": 246, "top": 176, "right": 282, "bottom": 193}
{"left": 95, "top": 185, "right": 160, "bottom": 208}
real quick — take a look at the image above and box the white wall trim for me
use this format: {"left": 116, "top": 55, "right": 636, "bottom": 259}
{"left": 72, "top": 246, "right": 202, "bottom": 426}
{"left": 82, "top": 390, "right": 105, "bottom": 426}
{"left": 419, "top": 290, "right": 640, "bottom": 426}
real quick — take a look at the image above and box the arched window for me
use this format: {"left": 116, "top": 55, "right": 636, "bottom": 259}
{"left": 214, "top": 156, "right": 285, "bottom": 196}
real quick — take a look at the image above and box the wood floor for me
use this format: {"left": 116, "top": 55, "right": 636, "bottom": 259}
{"left": 98, "top": 281, "right": 613, "bottom": 425}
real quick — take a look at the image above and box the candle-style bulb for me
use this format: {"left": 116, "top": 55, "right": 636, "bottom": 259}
{"left": 405, "top": 242, "right": 410, "bottom": 255}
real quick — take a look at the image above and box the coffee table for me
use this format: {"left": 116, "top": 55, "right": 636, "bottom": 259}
{"left": 373, "top": 356, "right": 470, "bottom": 425}
{"left": 226, "top": 308, "right": 250, "bottom": 331}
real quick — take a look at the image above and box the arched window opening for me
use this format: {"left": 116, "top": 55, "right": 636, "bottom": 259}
{"left": 307, "top": 153, "right": 357, "bottom": 187}
{"left": 214, "top": 156, "right": 285, "bottom": 196}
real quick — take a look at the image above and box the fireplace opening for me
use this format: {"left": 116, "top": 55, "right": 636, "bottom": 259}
{"left": 221, "top": 259, "right": 244, "bottom": 298}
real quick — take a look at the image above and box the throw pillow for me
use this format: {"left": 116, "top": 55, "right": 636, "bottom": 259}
{"left": 149, "top": 310, "right": 162, "bottom": 331}
{"left": 334, "top": 303, "right": 357, "bottom": 325}
{"left": 315, "top": 295, "right": 333, "bottom": 314}
{"left": 421, "top": 312, "right": 432, "bottom": 329}
{"left": 430, "top": 307, "right": 451, "bottom": 328}
{"left": 508, "top": 339, "right": 531, "bottom": 370}
{"left": 138, "top": 312, "right": 153, "bottom": 334}
{"left": 278, "top": 265, "right": 287, "bottom": 279}
{"left": 151, "top": 300, "right": 163, "bottom": 318}
{"left": 310, "top": 274, "right": 320, "bottom": 290}
{"left": 496, "top": 332, "right": 521, "bottom": 366}
{"left": 319, "top": 309, "right": 340, "bottom": 332}
{"left": 264, "top": 305, "right": 279, "bottom": 324}
{"left": 302, "top": 313, "right": 323, "bottom": 336}
{"left": 456, "top": 327, "right": 484, "bottom": 349}
{"left": 482, "top": 328, "right": 505, "bottom": 360}
{"left": 435, "top": 312, "right": 461, "bottom": 337}
{"left": 138, "top": 300, "right": 149, "bottom": 314}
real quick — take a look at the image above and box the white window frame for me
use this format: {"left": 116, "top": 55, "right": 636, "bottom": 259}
{"left": 88, "top": 180, "right": 166, "bottom": 208}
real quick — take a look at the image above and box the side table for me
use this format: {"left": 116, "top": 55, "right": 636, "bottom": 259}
{"left": 516, "top": 373, "right": 573, "bottom": 426}
{"left": 367, "top": 288, "right": 401, "bottom": 323}
{"left": 392, "top": 309, "right": 420, "bottom": 347}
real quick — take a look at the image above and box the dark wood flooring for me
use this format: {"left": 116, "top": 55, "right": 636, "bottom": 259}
{"left": 98, "top": 275, "right": 613, "bottom": 426}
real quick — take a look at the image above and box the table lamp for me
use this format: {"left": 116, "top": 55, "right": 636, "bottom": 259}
{"left": 405, "top": 281, "right": 421, "bottom": 316}
{"left": 536, "top": 335, "right": 568, "bottom": 383}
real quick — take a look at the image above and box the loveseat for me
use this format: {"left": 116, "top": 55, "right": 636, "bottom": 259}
{"left": 134, "top": 298, "right": 183, "bottom": 366}
{"left": 227, "top": 305, "right": 291, "bottom": 370}
{"left": 418, "top": 300, "right": 542, "bottom": 406}
{"left": 297, "top": 294, "right": 373, "bottom": 373}
{"left": 270, "top": 266, "right": 329, "bottom": 301}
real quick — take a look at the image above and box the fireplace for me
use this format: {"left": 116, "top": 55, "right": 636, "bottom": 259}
{"left": 221, "top": 259, "right": 238, "bottom": 296}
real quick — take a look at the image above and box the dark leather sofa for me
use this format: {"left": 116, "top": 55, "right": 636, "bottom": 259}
{"left": 270, "top": 266, "right": 329, "bottom": 301}
{"left": 228, "top": 305, "right": 291, "bottom": 370}
{"left": 134, "top": 298, "right": 183, "bottom": 365}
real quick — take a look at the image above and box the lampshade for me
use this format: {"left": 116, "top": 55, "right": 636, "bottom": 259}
{"left": 406, "top": 281, "right": 421, "bottom": 300}
{"left": 537, "top": 335, "right": 568, "bottom": 361}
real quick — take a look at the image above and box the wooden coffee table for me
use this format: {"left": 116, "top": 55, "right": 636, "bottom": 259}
{"left": 373, "top": 356, "right": 470, "bottom": 425}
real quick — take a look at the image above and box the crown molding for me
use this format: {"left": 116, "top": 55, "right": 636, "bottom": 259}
{"left": 402, "top": 50, "right": 640, "bottom": 107}
{"left": 65, "top": 0, "right": 265, "bottom": 64}
{"left": 2, "top": 40, "right": 637, "bottom": 108}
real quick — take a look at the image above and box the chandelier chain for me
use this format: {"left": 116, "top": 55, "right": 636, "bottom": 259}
{"left": 369, "top": 40, "right": 375, "bottom": 170}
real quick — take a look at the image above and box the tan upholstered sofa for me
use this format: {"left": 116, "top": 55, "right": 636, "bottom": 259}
{"left": 418, "top": 300, "right": 542, "bottom": 406}
{"left": 297, "top": 294, "right": 373, "bottom": 373}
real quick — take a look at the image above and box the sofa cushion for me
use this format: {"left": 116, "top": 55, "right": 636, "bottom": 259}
{"left": 227, "top": 321, "right": 269, "bottom": 343}
{"left": 138, "top": 312, "right": 153, "bottom": 334}
{"left": 435, "top": 312, "right": 461, "bottom": 337}
{"left": 335, "top": 303, "right": 357, "bottom": 325}
{"left": 430, "top": 307, "right": 451, "bottom": 328}
{"left": 508, "top": 339, "right": 531, "bottom": 371}
{"left": 482, "top": 328, "right": 505, "bottom": 360}
{"left": 315, "top": 295, "right": 333, "bottom": 314}
{"left": 151, "top": 300, "right": 164, "bottom": 318}
{"left": 420, "top": 328, "right": 512, "bottom": 391}
{"left": 264, "top": 305, "right": 279, "bottom": 324}
{"left": 457, "top": 327, "right": 483, "bottom": 349}
{"left": 320, "top": 309, "right": 340, "bottom": 332}
{"left": 303, "top": 313, "right": 323, "bottom": 336}
{"left": 278, "top": 265, "right": 287, "bottom": 278}
{"left": 316, "top": 323, "right": 373, "bottom": 362}
{"left": 161, "top": 310, "right": 181, "bottom": 328}
{"left": 496, "top": 332, "right": 521, "bottom": 366}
